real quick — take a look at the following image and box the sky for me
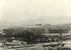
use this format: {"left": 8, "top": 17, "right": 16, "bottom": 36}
{"left": 0, "top": 0, "right": 71, "bottom": 22}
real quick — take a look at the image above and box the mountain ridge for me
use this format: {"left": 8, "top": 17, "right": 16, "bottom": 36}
{"left": 0, "top": 16, "right": 71, "bottom": 29}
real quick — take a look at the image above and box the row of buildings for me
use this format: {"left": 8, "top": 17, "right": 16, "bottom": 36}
{"left": 0, "top": 24, "right": 71, "bottom": 36}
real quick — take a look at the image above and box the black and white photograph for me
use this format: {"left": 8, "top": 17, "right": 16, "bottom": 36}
{"left": 0, "top": 0, "right": 71, "bottom": 50}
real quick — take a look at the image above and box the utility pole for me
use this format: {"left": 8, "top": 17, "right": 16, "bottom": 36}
{"left": 12, "top": 33, "right": 14, "bottom": 40}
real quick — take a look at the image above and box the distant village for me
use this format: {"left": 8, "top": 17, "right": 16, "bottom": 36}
{"left": 0, "top": 23, "right": 71, "bottom": 35}
{"left": 0, "top": 23, "right": 71, "bottom": 44}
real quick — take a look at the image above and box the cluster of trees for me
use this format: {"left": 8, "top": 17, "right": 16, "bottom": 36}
{"left": 2, "top": 28, "right": 45, "bottom": 43}
{"left": 2, "top": 27, "right": 69, "bottom": 44}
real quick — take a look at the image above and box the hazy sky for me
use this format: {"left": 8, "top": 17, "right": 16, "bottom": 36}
{"left": 0, "top": 0, "right": 71, "bottom": 22}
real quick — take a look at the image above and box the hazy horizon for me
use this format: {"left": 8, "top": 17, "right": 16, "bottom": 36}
{"left": 0, "top": 0, "right": 71, "bottom": 23}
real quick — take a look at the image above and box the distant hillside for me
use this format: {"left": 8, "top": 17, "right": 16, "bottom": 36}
{"left": 22, "top": 16, "right": 71, "bottom": 25}
{"left": 0, "top": 21, "right": 18, "bottom": 29}
{"left": 0, "top": 16, "right": 71, "bottom": 29}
